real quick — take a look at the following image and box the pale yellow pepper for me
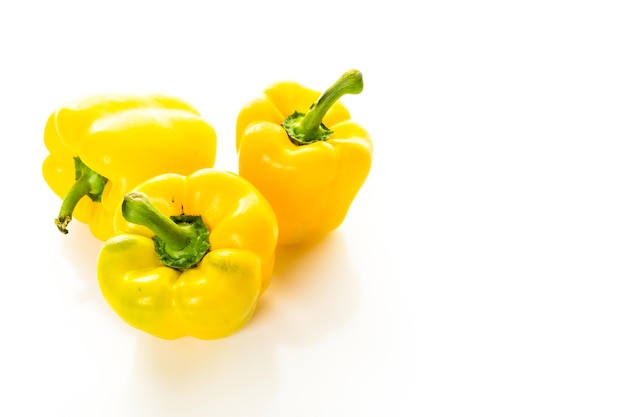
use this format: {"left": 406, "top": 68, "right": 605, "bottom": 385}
{"left": 97, "top": 169, "right": 278, "bottom": 340}
{"left": 42, "top": 94, "right": 217, "bottom": 240}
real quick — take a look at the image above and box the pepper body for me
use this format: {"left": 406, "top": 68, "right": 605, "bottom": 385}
{"left": 236, "top": 71, "right": 372, "bottom": 246}
{"left": 42, "top": 94, "right": 217, "bottom": 240}
{"left": 97, "top": 169, "right": 278, "bottom": 340}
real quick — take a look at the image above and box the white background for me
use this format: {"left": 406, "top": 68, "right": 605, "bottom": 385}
{"left": 1, "top": 1, "right": 625, "bottom": 416}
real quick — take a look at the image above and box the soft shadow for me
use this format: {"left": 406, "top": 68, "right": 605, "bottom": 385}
{"left": 258, "top": 230, "right": 361, "bottom": 346}
{"left": 122, "top": 321, "right": 277, "bottom": 417}
{"left": 58, "top": 220, "right": 105, "bottom": 301}
{"left": 120, "top": 230, "right": 360, "bottom": 416}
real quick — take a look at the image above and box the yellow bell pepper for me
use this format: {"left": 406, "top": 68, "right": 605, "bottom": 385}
{"left": 97, "top": 168, "right": 278, "bottom": 340}
{"left": 42, "top": 94, "right": 217, "bottom": 240}
{"left": 236, "top": 70, "right": 372, "bottom": 246}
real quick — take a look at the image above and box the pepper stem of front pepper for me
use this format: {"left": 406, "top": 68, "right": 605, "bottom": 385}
{"left": 282, "top": 69, "right": 364, "bottom": 145}
{"left": 122, "top": 192, "right": 192, "bottom": 250}
{"left": 122, "top": 192, "right": 211, "bottom": 270}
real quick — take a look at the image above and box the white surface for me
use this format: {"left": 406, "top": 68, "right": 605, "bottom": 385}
{"left": 2, "top": 1, "right": 625, "bottom": 416}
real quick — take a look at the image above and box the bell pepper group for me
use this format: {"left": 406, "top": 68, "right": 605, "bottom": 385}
{"left": 44, "top": 70, "right": 371, "bottom": 340}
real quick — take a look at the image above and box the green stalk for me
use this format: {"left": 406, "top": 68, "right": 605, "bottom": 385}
{"left": 282, "top": 69, "right": 364, "bottom": 146}
{"left": 55, "top": 157, "right": 107, "bottom": 234}
{"left": 122, "top": 192, "right": 210, "bottom": 270}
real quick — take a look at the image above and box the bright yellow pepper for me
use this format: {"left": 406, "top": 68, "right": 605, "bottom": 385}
{"left": 236, "top": 70, "right": 372, "bottom": 246}
{"left": 97, "top": 168, "right": 278, "bottom": 340}
{"left": 42, "top": 94, "right": 217, "bottom": 240}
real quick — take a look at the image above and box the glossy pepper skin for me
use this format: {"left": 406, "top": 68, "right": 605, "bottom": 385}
{"left": 236, "top": 70, "right": 372, "bottom": 246}
{"left": 42, "top": 94, "right": 217, "bottom": 240}
{"left": 97, "top": 168, "right": 278, "bottom": 340}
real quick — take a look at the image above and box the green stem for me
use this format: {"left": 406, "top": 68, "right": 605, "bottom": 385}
{"left": 282, "top": 69, "right": 364, "bottom": 145}
{"left": 122, "top": 192, "right": 190, "bottom": 249}
{"left": 122, "top": 192, "right": 210, "bottom": 270}
{"left": 55, "top": 157, "right": 107, "bottom": 234}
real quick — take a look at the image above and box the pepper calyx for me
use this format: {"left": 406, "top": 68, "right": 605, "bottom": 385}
{"left": 122, "top": 192, "right": 210, "bottom": 270}
{"left": 153, "top": 215, "right": 210, "bottom": 270}
{"left": 282, "top": 111, "right": 334, "bottom": 145}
